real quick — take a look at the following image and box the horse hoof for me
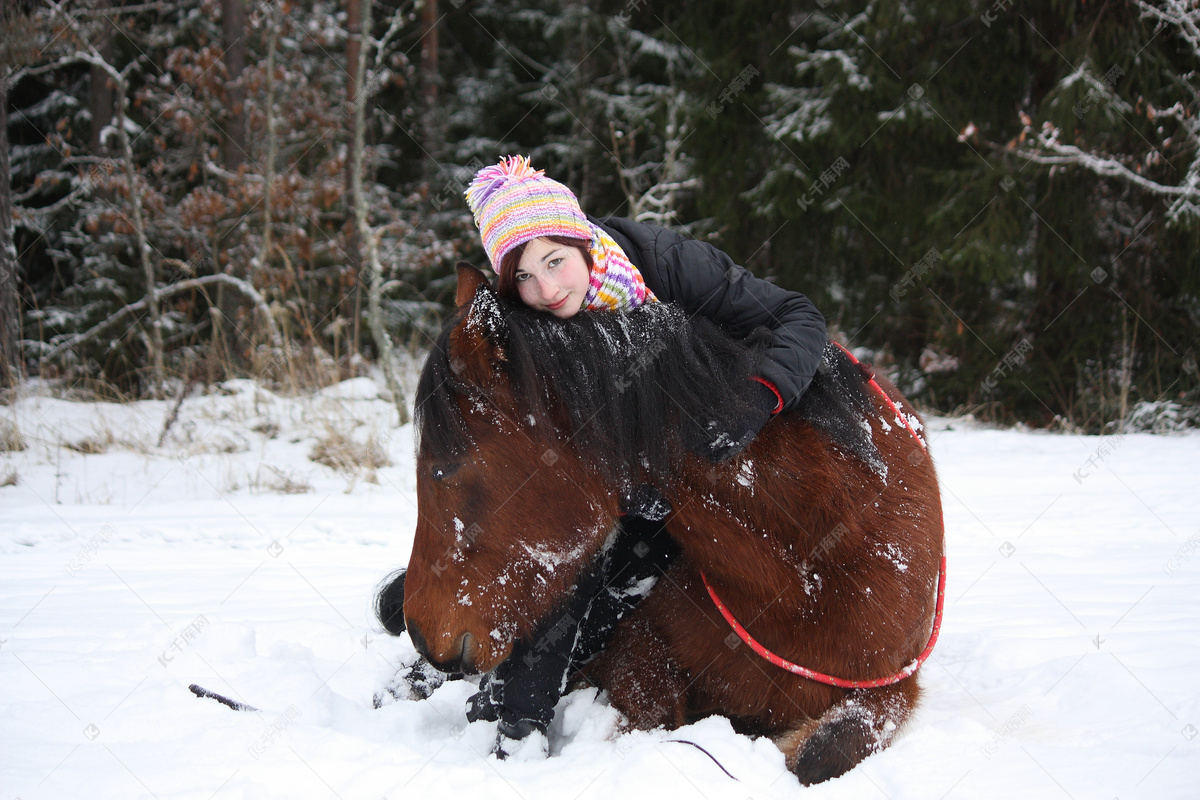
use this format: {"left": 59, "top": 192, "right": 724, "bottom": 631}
{"left": 373, "top": 657, "right": 459, "bottom": 707}
{"left": 790, "top": 713, "right": 876, "bottom": 785}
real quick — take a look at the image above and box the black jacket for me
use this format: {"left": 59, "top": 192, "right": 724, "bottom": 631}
{"left": 593, "top": 215, "right": 827, "bottom": 412}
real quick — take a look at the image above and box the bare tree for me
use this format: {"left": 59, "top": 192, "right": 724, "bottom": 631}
{"left": 88, "top": 0, "right": 113, "bottom": 153}
{"left": 421, "top": 0, "right": 441, "bottom": 158}
{"left": 349, "top": 0, "right": 410, "bottom": 423}
{"left": 39, "top": 1, "right": 167, "bottom": 394}
{"left": 344, "top": 0, "right": 364, "bottom": 321}
{"left": 1, "top": 33, "right": 26, "bottom": 388}
{"left": 1, "top": 2, "right": 41, "bottom": 390}
{"left": 0, "top": 78, "right": 15, "bottom": 390}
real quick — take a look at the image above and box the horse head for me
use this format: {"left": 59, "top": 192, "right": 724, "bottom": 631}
{"left": 402, "top": 264, "right": 621, "bottom": 674}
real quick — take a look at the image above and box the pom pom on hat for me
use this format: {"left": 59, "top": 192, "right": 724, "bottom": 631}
{"left": 464, "top": 155, "right": 543, "bottom": 216}
{"left": 465, "top": 155, "right": 592, "bottom": 270}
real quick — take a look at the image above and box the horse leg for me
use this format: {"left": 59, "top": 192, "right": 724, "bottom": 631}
{"left": 583, "top": 611, "right": 690, "bottom": 730}
{"left": 776, "top": 678, "right": 921, "bottom": 785}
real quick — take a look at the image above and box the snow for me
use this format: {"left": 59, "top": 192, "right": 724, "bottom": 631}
{"left": 521, "top": 538, "right": 592, "bottom": 575}
{"left": 2, "top": 379, "right": 1199, "bottom": 799}
{"left": 736, "top": 458, "right": 755, "bottom": 490}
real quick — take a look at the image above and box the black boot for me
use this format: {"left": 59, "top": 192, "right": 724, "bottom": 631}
{"left": 473, "top": 515, "right": 679, "bottom": 758}
{"left": 469, "top": 575, "right": 601, "bottom": 757}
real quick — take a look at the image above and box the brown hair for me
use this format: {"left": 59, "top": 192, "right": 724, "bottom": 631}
{"left": 497, "top": 236, "right": 593, "bottom": 300}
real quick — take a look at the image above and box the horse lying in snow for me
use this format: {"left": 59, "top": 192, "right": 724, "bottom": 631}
{"left": 393, "top": 264, "right": 944, "bottom": 785}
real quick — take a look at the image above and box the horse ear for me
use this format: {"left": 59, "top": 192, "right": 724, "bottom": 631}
{"left": 449, "top": 263, "right": 506, "bottom": 384}
{"left": 455, "top": 262, "right": 491, "bottom": 309}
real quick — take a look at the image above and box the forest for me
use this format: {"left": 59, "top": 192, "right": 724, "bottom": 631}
{"left": 2, "top": 0, "right": 1198, "bottom": 431}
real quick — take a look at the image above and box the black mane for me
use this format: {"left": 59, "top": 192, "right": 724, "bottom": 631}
{"left": 415, "top": 293, "right": 881, "bottom": 490}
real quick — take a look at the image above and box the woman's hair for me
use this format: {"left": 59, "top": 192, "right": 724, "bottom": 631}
{"left": 497, "top": 236, "right": 593, "bottom": 300}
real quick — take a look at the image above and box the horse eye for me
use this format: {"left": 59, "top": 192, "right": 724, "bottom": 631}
{"left": 431, "top": 463, "right": 461, "bottom": 481}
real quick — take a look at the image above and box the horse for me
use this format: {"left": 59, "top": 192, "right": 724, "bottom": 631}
{"left": 397, "top": 263, "right": 945, "bottom": 785}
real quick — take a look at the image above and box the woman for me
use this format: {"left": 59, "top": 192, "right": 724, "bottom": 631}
{"left": 473, "top": 155, "right": 826, "bottom": 430}
{"left": 380, "top": 155, "right": 827, "bottom": 757}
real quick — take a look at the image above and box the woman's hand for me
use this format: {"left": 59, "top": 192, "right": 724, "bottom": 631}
{"left": 697, "top": 379, "right": 780, "bottom": 463}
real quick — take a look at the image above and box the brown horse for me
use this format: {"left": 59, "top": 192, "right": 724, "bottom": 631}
{"left": 401, "top": 264, "right": 944, "bottom": 784}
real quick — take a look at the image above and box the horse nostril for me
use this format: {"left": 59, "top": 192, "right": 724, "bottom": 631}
{"left": 457, "top": 632, "right": 476, "bottom": 674}
{"left": 407, "top": 623, "right": 479, "bottom": 675}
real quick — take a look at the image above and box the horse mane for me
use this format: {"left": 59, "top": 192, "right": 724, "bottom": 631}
{"left": 413, "top": 308, "right": 474, "bottom": 464}
{"left": 797, "top": 344, "right": 888, "bottom": 477}
{"left": 415, "top": 293, "right": 882, "bottom": 490}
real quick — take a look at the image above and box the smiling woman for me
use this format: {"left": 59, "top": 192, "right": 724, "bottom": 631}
{"left": 509, "top": 237, "right": 592, "bottom": 317}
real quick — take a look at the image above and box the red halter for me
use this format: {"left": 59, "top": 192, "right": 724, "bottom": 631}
{"left": 700, "top": 344, "right": 947, "bottom": 688}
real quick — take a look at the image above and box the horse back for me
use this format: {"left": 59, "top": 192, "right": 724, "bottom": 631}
{"left": 650, "top": 349, "right": 943, "bottom": 733}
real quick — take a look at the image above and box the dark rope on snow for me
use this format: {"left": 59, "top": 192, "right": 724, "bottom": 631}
{"left": 188, "top": 683, "right": 259, "bottom": 712}
{"left": 666, "top": 739, "right": 739, "bottom": 781}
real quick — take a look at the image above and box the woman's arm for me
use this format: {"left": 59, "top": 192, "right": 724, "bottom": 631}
{"left": 594, "top": 216, "right": 827, "bottom": 413}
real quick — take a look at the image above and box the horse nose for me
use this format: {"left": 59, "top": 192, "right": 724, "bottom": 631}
{"left": 407, "top": 623, "right": 478, "bottom": 675}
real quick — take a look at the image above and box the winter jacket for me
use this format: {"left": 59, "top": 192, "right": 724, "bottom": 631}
{"left": 592, "top": 215, "right": 827, "bottom": 412}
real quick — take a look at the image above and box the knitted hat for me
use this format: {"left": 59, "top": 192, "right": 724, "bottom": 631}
{"left": 464, "top": 156, "right": 592, "bottom": 270}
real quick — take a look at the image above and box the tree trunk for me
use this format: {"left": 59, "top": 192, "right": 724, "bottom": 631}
{"left": 259, "top": 0, "right": 278, "bottom": 277}
{"left": 112, "top": 73, "right": 166, "bottom": 396}
{"left": 421, "top": 0, "right": 440, "bottom": 158}
{"left": 221, "top": 0, "right": 246, "bottom": 169}
{"left": 89, "top": 0, "right": 113, "bottom": 153}
{"left": 350, "top": 0, "right": 408, "bottom": 423}
{"left": 343, "top": 0, "right": 363, "bottom": 356}
{"left": 0, "top": 67, "right": 21, "bottom": 389}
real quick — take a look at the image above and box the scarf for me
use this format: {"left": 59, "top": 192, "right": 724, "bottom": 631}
{"left": 583, "top": 222, "right": 657, "bottom": 312}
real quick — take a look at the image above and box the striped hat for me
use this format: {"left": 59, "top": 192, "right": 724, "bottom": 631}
{"left": 464, "top": 155, "right": 592, "bottom": 270}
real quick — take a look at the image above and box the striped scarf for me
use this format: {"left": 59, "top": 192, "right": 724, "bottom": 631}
{"left": 584, "top": 222, "right": 657, "bottom": 312}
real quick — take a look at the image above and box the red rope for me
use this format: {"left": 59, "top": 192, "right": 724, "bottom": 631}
{"left": 700, "top": 343, "right": 947, "bottom": 688}
{"left": 702, "top": 555, "right": 946, "bottom": 688}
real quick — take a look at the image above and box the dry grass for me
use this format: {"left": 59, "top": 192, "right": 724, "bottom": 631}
{"left": 63, "top": 431, "right": 114, "bottom": 455}
{"left": 251, "top": 421, "right": 281, "bottom": 438}
{"left": 1, "top": 419, "right": 25, "bottom": 452}
{"left": 308, "top": 425, "right": 392, "bottom": 485}
{"left": 251, "top": 343, "right": 367, "bottom": 397}
{"left": 252, "top": 464, "right": 313, "bottom": 495}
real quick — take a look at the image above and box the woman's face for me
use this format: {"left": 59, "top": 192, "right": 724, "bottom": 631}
{"left": 514, "top": 238, "right": 591, "bottom": 319}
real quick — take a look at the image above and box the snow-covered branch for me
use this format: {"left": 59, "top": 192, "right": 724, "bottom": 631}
{"left": 40, "top": 273, "right": 282, "bottom": 363}
{"left": 977, "top": 0, "right": 1200, "bottom": 226}
{"left": 1135, "top": 0, "right": 1200, "bottom": 52}
{"left": 1005, "top": 124, "right": 1194, "bottom": 198}
{"left": 985, "top": 120, "right": 1200, "bottom": 224}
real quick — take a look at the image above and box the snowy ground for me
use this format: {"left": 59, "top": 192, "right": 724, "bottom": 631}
{"left": 2, "top": 377, "right": 1198, "bottom": 799}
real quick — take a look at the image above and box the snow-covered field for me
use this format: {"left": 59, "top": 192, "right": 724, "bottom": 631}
{"left": 2, "top": 377, "right": 1197, "bottom": 799}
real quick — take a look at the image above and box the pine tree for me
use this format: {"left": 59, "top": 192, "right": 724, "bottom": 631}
{"left": 678, "top": 0, "right": 1198, "bottom": 429}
